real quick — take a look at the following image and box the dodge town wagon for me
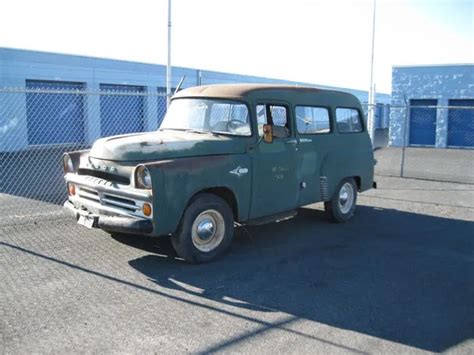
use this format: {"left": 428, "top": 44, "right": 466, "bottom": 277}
{"left": 63, "top": 84, "right": 376, "bottom": 263}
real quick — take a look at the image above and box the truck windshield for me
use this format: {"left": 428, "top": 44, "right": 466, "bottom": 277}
{"left": 160, "top": 98, "right": 251, "bottom": 136}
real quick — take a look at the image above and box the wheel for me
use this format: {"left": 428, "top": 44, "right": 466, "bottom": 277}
{"left": 171, "top": 193, "right": 234, "bottom": 263}
{"left": 324, "top": 178, "right": 357, "bottom": 223}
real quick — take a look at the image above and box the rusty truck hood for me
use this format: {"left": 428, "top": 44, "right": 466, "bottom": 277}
{"left": 89, "top": 130, "right": 246, "bottom": 162}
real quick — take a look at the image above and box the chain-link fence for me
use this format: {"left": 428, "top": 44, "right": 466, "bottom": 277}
{"left": 371, "top": 103, "right": 474, "bottom": 184}
{"left": 1, "top": 88, "right": 473, "bottom": 212}
{"left": 0, "top": 87, "right": 168, "bottom": 206}
{"left": 361, "top": 103, "right": 390, "bottom": 149}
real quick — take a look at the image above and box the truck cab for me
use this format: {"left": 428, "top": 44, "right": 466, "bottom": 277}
{"left": 63, "top": 84, "right": 375, "bottom": 263}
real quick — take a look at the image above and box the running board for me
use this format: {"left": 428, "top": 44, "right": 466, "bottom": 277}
{"left": 245, "top": 210, "right": 298, "bottom": 226}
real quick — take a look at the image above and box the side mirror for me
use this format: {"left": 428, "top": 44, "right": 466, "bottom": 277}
{"left": 263, "top": 124, "right": 273, "bottom": 143}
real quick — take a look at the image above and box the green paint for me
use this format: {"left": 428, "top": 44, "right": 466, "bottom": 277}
{"left": 65, "top": 84, "right": 374, "bottom": 236}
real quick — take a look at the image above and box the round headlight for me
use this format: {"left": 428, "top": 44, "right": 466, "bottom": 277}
{"left": 136, "top": 165, "right": 152, "bottom": 189}
{"left": 63, "top": 154, "right": 75, "bottom": 173}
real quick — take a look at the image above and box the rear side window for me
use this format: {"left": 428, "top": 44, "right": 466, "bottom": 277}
{"left": 336, "top": 108, "right": 363, "bottom": 133}
{"left": 295, "top": 106, "right": 330, "bottom": 134}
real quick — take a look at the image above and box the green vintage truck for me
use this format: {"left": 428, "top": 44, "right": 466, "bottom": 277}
{"left": 63, "top": 84, "right": 375, "bottom": 262}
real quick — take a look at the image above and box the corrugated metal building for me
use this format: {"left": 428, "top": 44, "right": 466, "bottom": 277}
{"left": 389, "top": 64, "right": 474, "bottom": 148}
{"left": 0, "top": 47, "right": 390, "bottom": 152}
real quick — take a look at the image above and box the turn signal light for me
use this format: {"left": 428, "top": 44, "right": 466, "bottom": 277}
{"left": 68, "top": 183, "right": 76, "bottom": 196}
{"left": 143, "top": 203, "right": 152, "bottom": 217}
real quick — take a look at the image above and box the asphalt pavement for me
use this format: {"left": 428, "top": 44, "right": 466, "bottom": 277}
{"left": 1, "top": 176, "right": 473, "bottom": 354}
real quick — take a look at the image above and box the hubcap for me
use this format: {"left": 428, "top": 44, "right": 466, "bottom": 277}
{"left": 191, "top": 209, "right": 225, "bottom": 252}
{"left": 338, "top": 182, "right": 354, "bottom": 214}
{"left": 196, "top": 219, "right": 215, "bottom": 240}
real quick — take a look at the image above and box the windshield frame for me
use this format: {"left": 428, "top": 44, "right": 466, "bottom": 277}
{"left": 160, "top": 97, "right": 254, "bottom": 138}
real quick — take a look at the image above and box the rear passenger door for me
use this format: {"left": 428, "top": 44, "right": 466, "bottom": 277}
{"left": 294, "top": 105, "right": 333, "bottom": 205}
{"left": 250, "top": 103, "right": 300, "bottom": 218}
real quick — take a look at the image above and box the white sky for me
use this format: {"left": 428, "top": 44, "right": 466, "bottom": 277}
{"left": 1, "top": 0, "right": 473, "bottom": 93}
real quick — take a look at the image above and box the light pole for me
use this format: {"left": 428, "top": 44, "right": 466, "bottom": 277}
{"left": 368, "top": 0, "right": 376, "bottom": 143}
{"left": 166, "top": 0, "right": 172, "bottom": 108}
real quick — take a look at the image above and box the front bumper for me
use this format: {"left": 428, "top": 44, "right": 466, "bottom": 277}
{"left": 64, "top": 173, "right": 154, "bottom": 235}
{"left": 64, "top": 200, "right": 153, "bottom": 234}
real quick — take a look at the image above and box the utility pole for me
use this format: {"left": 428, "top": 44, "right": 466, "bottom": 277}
{"left": 166, "top": 0, "right": 172, "bottom": 108}
{"left": 367, "top": 0, "right": 376, "bottom": 143}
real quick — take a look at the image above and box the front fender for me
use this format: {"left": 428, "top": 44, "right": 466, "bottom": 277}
{"left": 146, "top": 154, "right": 251, "bottom": 236}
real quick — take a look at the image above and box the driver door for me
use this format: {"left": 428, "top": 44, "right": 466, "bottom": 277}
{"left": 249, "top": 103, "right": 300, "bottom": 218}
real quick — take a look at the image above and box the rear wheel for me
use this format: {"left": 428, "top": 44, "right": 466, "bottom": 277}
{"left": 324, "top": 178, "right": 357, "bottom": 223}
{"left": 171, "top": 193, "right": 234, "bottom": 263}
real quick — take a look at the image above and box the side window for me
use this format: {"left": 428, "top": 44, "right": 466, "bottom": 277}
{"left": 271, "top": 106, "right": 288, "bottom": 127}
{"left": 256, "top": 104, "right": 290, "bottom": 138}
{"left": 336, "top": 108, "right": 363, "bottom": 133}
{"left": 295, "top": 106, "right": 330, "bottom": 134}
{"left": 256, "top": 104, "right": 267, "bottom": 129}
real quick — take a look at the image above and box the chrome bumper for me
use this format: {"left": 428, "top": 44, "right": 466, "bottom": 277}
{"left": 64, "top": 173, "right": 153, "bottom": 233}
{"left": 65, "top": 173, "right": 152, "bottom": 218}
{"left": 64, "top": 201, "right": 153, "bottom": 234}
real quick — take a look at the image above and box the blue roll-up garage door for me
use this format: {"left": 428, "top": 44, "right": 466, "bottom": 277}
{"left": 26, "top": 80, "right": 85, "bottom": 145}
{"left": 447, "top": 99, "right": 474, "bottom": 148}
{"left": 100, "top": 84, "right": 144, "bottom": 137}
{"left": 409, "top": 99, "right": 437, "bottom": 146}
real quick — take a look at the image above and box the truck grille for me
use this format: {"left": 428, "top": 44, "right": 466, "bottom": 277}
{"left": 77, "top": 186, "right": 139, "bottom": 212}
{"left": 78, "top": 187, "right": 100, "bottom": 203}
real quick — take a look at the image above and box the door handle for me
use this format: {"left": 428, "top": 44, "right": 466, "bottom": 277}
{"left": 286, "top": 139, "right": 298, "bottom": 145}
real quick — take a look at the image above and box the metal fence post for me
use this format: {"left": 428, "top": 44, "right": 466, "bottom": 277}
{"left": 166, "top": 0, "right": 172, "bottom": 109}
{"left": 400, "top": 103, "right": 409, "bottom": 178}
{"left": 400, "top": 104, "right": 409, "bottom": 177}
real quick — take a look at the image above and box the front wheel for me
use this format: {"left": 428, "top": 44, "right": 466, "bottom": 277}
{"left": 324, "top": 178, "right": 357, "bottom": 223}
{"left": 171, "top": 193, "right": 234, "bottom": 263}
